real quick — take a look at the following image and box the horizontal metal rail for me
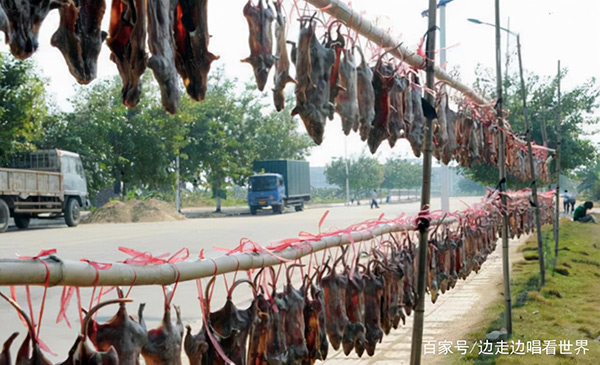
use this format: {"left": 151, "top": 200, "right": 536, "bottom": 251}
{"left": 0, "top": 217, "right": 457, "bottom": 287}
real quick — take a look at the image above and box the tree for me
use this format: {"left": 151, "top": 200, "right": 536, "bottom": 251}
{"left": 325, "top": 155, "right": 384, "bottom": 201}
{"left": 576, "top": 156, "right": 600, "bottom": 200}
{"left": 0, "top": 53, "right": 48, "bottom": 165}
{"left": 462, "top": 66, "right": 599, "bottom": 187}
{"left": 179, "top": 71, "right": 312, "bottom": 212}
{"left": 39, "top": 73, "right": 188, "bottom": 199}
{"left": 382, "top": 157, "right": 423, "bottom": 190}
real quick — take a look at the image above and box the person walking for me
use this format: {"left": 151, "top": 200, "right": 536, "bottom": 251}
{"left": 573, "top": 201, "right": 596, "bottom": 223}
{"left": 370, "top": 190, "right": 379, "bottom": 209}
{"left": 563, "top": 190, "right": 576, "bottom": 214}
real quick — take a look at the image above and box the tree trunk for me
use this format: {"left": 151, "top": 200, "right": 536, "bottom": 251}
{"left": 215, "top": 181, "right": 222, "bottom": 213}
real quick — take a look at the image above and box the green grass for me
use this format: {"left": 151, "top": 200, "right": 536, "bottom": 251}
{"left": 452, "top": 215, "right": 600, "bottom": 364}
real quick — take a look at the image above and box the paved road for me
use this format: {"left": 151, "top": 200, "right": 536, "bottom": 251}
{"left": 0, "top": 197, "right": 481, "bottom": 362}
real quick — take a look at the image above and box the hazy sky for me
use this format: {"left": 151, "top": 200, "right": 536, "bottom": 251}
{"left": 1, "top": 0, "right": 598, "bottom": 167}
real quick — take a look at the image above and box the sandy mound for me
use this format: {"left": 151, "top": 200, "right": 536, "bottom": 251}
{"left": 83, "top": 199, "right": 185, "bottom": 224}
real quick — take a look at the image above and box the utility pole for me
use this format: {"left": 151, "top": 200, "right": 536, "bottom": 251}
{"left": 344, "top": 136, "right": 350, "bottom": 205}
{"left": 517, "top": 35, "right": 545, "bottom": 285}
{"left": 176, "top": 155, "right": 181, "bottom": 213}
{"left": 554, "top": 61, "right": 562, "bottom": 262}
{"left": 495, "top": 0, "right": 512, "bottom": 336}
{"left": 439, "top": 3, "right": 450, "bottom": 212}
{"left": 410, "top": 0, "right": 436, "bottom": 363}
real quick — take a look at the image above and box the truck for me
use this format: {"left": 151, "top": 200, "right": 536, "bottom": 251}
{"left": 0, "top": 149, "right": 90, "bottom": 233}
{"left": 247, "top": 160, "right": 311, "bottom": 215}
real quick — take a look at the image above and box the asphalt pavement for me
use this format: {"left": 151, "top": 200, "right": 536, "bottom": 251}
{"left": 0, "top": 196, "right": 481, "bottom": 362}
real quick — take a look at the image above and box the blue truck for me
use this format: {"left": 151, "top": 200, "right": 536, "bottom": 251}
{"left": 247, "top": 160, "right": 311, "bottom": 215}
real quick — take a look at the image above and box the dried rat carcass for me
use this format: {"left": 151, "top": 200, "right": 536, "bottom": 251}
{"left": 342, "top": 262, "right": 367, "bottom": 357}
{"left": 433, "top": 84, "right": 450, "bottom": 160}
{"left": 334, "top": 49, "right": 360, "bottom": 135}
{"left": 147, "top": 0, "right": 180, "bottom": 114}
{"left": 387, "top": 75, "right": 409, "bottom": 148}
{"left": 173, "top": 0, "right": 218, "bottom": 101}
{"left": 321, "top": 251, "right": 349, "bottom": 351}
{"left": 59, "top": 299, "right": 127, "bottom": 365}
{"left": 242, "top": 0, "right": 276, "bottom": 92}
{"left": 301, "top": 271, "right": 329, "bottom": 363}
{"left": 325, "top": 24, "right": 345, "bottom": 109}
{"left": 367, "top": 60, "right": 396, "bottom": 154}
{"left": 138, "top": 302, "right": 184, "bottom": 365}
{"left": 0, "top": 291, "right": 52, "bottom": 365}
{"left": 406, "top": 75, "right": 426, "bottom": 158}
{"left": 271, "top": 1, "right": 295, "bottom": 111}
{"left": 0, "top": 332, "right": 18, "bottom": 365}
{"left": 106, "top": 0, "right": 147, "bottom": 108}
{"left": 50, "top": 0, "right": 107, "bottom": 85}
{"left": 442, "top": 107, "right": 458, "bottom": 165}
{"left": 183, "top": 325, "right": 209, "bottom": 365}
{"left": 207, "top": 279, "right": 257, "bottom": 365}
{"left": 355, "top": 46, "right": 375, "bottom": 141}
{"left": 87, "top": 290, "right": 148, "bottom": 364}
{"left": 0, "top": 0, "right": 66, "bottom": 60}
{"left": 275, "top": 265, "right": 308, "bottom": 363}
{"left": 291, "top": 17, "right": 335, "bottom": 145}
{"left": 363, "top": 260, "right": 385, "bottom": 356}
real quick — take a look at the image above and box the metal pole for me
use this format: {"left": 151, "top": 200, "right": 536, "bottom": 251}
{"left": 517, "top": 35, "right": 545, "bottom": 286}
{"left": 345, "top": 137, "right": 350, "bottom": 205}
{"left": 439, "top": 4, "right": 450, "bottom": 212}
{"left": 495, "top": 0, "right": 513, "bottom": 336}
{"left": 554, "top": 61, "right": 561, "bottom": 261}
{"left": 410, "top": 0, "right": 436, "bottom": 363}
{"left": 176, "top": 155, "right": 181, "bottom": 213}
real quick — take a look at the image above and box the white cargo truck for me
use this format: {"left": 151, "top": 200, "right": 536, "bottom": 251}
{"left": 0, "top": 149, "right": 90, "bottom": 233}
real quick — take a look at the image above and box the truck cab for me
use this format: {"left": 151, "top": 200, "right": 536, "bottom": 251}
{"left": 248, "top": 173, "right": 285, "bottom": 215}
{"left": 247, "top": 160, "right": 311, "bottom": 215}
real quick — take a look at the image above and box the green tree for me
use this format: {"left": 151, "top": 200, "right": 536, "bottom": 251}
{"left": 179, "top": 72, "right": 311, "bottom": 212}
{"left": 325, "top": 155, "right": 384, "bottom": 201}
{"left": 39, "top": 74, "right": 188, "bottom": 199}
{"left": 576, "top": 156, "right": 600, "bottom": 200}
{"left": 462, "top": 66, "right": 599, "bottom": 187}
{"left": 382, "top": 157, "right": 423, "bottom": 190}
{"left": 0, "top": 53, "right": 48, "bottom": 165}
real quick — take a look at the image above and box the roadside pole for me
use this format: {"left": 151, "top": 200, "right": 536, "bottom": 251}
{"left": 410, "top": 0, "right": 436, "bottom": 363}
{"left": 439, "top": 3, "right": 450, "bottom": 212}
{"left": 176, "top": 155, "right": 181, "bottom": 213}
{"left": 554, "top": 61, "right": 562, "bottom": 262}
{"left": 495, "top": 0, "right": 513, "bottom": 336}
{"left": 517, "top": 35, "right": 545, "bottom": 285}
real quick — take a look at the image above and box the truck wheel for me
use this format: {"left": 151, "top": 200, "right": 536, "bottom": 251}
{"left": 0, "top": 200, "right": 8, "bottom": 233}
{"left": 64, "top": 198, "right": 81, "bottom": 227}
{"left": 14, "top": 214, "right": 30, "bottom": 229}
{"left": 273, "top": 205, "right": 282, "bottom": 214}
{"left": 295, "top": 203, "right": 304, "bottom": 212}
{"left": 250, "top": 206, "right": 258, "bottom": 215}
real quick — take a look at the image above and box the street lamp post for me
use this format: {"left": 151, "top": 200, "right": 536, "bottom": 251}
{"left": 468, "top": 16, "right": 547, "bottom": 286}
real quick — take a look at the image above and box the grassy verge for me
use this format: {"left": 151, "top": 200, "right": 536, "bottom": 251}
{"left": 453, "top": 215, "right": 600, "bottom": 364}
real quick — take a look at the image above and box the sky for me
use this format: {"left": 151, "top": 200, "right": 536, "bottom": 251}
{"left": 1, "top": 0, "right": 598, "bottom": 167}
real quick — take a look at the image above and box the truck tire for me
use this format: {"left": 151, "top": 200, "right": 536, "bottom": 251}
{"left": 14, "top": 214, "right": 30, "bottom": 229}
{"left": 273, "top": 204, "right": 283, "bottom": 214}
{"left": 295, "top": 203, "right": 304, "bottom": 212}
{"left": 64, "top": 198, "right": 81, "bottom": 227}
{"left": 250, "top": 206, "right": 258, "bottom": 215}
{"left": 0, "top": 200, "right": 8, "bottom": 233}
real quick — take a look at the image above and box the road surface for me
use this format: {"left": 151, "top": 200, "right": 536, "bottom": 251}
{"left": 0, "top": 197, "right": 483, "bottom": 362}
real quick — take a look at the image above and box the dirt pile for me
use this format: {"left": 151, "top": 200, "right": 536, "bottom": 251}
{"left": 83, "top": 199, "right": 185, "bottom": 224}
